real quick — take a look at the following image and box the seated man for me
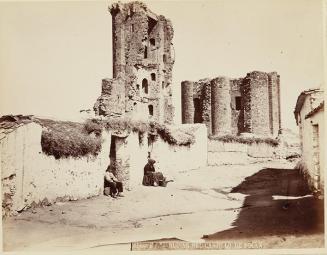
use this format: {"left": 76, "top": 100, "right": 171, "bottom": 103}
{"left": 104, "top": 170, "right": 124, "bottom": 198}
{"left": 143, "top": 158, "right": 165, "bottom": 186}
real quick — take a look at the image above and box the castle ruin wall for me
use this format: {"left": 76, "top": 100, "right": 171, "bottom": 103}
{"left": 181, "top": 80, "right": 194, "bottom": 124}
{"left": 246, "top": 71, "right": 270, "bottom": 136}
{"left": 211, "top": 77, "right": 231, "bottom": 136}
{"left": 95, "top": 2, "right": 175, "bottom": 124}
{"left": 181, "top": 71, "right": 281, "bottom": 137}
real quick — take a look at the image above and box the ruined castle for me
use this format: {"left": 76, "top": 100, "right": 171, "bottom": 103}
{"left": 94, "top": 1, "right": 175, "bottom": 124}
{"left": 93, "top": 1, "right": 282, "bottom": 138}
{"left": 181, "top": 71, "right": 282, "bottom": 137}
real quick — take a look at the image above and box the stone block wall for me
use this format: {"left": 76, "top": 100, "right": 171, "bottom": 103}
{"left": 200, "top": 81, "right": 212, "bottom": 133}
{"left": 95, "top": 1, "right": 175, "bottom": 124}
{"left": 246, "top": 71, "right": 270, "bottom": 136}
{"left": 211, "top": 77, "right": 231, "bottom": 135}
{"left": 94, "top": 77, "right": 125, "bottom": 117}
{"left": 230, "top": 78, "right": 243, "bottom": 134}
{"left": 181, "top": 81, "right": 194, "bottom": 124}
{"left": 181, "top": 71, "right": 281, "bottom": 137}
{"left": 268, "top": 72, "right": 281, "bottom": 136}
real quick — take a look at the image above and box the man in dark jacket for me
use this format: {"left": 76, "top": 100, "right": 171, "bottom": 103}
{"left": 143, "top": 158, "right": 164, "bottom": 186}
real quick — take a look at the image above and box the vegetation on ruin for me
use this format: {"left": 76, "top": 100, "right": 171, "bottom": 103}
{"left": 209, "top": 134, "right": 279, "bottom": 147}
{"left": 36, "top": 118, "right": 102, "bottom": 159}
{"left": 147, "top": 121, "right": 195, "bottom": 146}
{"left": 90, "top": 117, "right": 196, "bottom": 146}
{"left": 37, "top": 117, "right": 196, "bottom": 159}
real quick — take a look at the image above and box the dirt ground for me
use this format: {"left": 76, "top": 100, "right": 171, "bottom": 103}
{"left": 2, "top": 160, "right": 324, "bottom": 252}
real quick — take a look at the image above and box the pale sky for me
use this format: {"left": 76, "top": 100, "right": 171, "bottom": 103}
{"left": 0, "top": 0, "right": 325, "bottom": 131}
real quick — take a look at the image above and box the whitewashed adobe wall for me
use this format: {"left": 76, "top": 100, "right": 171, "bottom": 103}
{"left": 207, "top": 139, "right": 279, "bottom": 166}
{"left": 149, "top": 124, "right": 207, "bottom": 180}
{"left": 1, "top": 122, "right": 208, "bottom": 216}
{"left": 1, "top": 122, "right": 111, "bottom": 216}
{"left": 296, "top": 96, "right": 324, "bottom": 191}
{"left": 114, "top": 124, "right": 208, "bottom": 189}
{"left": 310, "top": 110, "right": 324, "bottom": 190}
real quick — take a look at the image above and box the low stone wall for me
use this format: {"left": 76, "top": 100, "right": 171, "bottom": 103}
{"left": 1, "top": 122, "right": 208, "bottom": 216}
{"left": 208, "top": 139, "right": 279, "bottom": 166}
{"left": 1, "top": 122, "right": 111, "bottom": 217}
{"left": 150, "top": 124, "right": 207, "bottom": 180}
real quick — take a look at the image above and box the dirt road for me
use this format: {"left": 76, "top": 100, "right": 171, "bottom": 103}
{"left": 2, "top": 160, "right": 324, "bottom": 251}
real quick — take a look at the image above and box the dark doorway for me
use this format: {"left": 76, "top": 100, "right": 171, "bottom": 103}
{"left": 148, "top": 105, "right": 154, "bottom": 116}
{"left": 142, "top": 79, "right": 148, "bottom": 94}
{"left": 144, "top": 46, "right": 148, "bottom": 59}
{"left": 193, "top": 98, "right": 203, "bottom": 123}
{"left": 150, "top": 38, "right": 155, "bottom": 46}
{"left": 109, "top": 135, "right": 116, "bottom": 176}
{"left": 235, "top": 96, "right": 242, "bottom": 110}
{"left": 163, "top": 54, "right": 167, "bottom": 63}
{"left": 148, "top": 16, "right": 157, "bottom": 35}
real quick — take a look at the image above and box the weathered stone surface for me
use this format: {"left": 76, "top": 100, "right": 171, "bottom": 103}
{"left": 181, "top": 80, "right": 194, "bottom": 124}
{"left": 181, "top": 71, "right": 281, "bottom": 137}
{"left": 94, "top": 1, "right": 175, "bottom": 124}
{"left": 93, "top": 76, "right": 125, "bottom": 117}
{"left": 211, "top": 77, "right": 231, "bottom": 135}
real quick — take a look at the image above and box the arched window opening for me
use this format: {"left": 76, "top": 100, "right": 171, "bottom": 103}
{"left": 162, "top": 81, "right": 165, "bottom": 89}
{"left": 136, "top": 84, "right": 140, "bottom": 90}
{"left": 150, "top": 38, "right": 155, "bottom": 46}
{"left": 142, "top": 79, "right": 148, "bottom": 94}
{"left": 151, "top": 73, "right": 156, "bottom": 81}
{"left": 144, "top": 46, "right": 148, "bottom": 59}
{"left": 148, "top": 105, "right": 154, "bottom": 116}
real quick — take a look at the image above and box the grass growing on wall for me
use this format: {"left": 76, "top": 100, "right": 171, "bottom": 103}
{"left": 209, "top": 134, "right": 279, "bottom": 147}
{"left": 96, "top": 117, "right": 196, "bottom": 146}
{"left": 37, "top": 117, "right": 196, "bottom": 159}
{"left": 37, "top": 118, "right": 102, "bottom": 159}
{"left": 148, "top": 121, "right": 195, "bottom": 146}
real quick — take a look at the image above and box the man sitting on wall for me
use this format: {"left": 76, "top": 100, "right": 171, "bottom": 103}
{"left": 104, "top": 169, "right": 124, "bottom": 198}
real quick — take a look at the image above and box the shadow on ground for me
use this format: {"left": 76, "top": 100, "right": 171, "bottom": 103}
{"left": 206, "top": 168, "right": 324, "bottom": 240}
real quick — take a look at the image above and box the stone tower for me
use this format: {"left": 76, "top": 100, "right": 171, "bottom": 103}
{"left": 94, "top": 1, "right": 175, "bottom": 124}
{"left": 181, "top": 71, "right": 281, "bottom": 137}
{"left": 211, "top": 77, "right": 231, "bottom": 136}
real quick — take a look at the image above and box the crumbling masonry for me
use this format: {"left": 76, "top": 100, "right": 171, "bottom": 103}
{"left": 94, "top": 1, "right": 175, "bottom": 124}
{"left": 181, "top": 71, "right": 281, "bottom": 137}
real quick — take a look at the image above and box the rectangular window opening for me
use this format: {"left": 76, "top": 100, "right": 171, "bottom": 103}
{"left": 235, "top": 96, "right": 242, "bottom": 110}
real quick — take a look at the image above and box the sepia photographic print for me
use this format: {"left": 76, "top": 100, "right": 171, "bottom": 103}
{"left": 0, "top": 0, "right": 326, "bottom": 253}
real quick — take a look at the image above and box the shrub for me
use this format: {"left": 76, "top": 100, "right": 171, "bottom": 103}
{"left": 36, "top": 117, "right": 197, "bottom": 159}
{"left": 102, "top": 117, "right": 149, "bottom": 134}
{"left": 84, "top": 119, "right": 102, "bottom": 135}
{"left": 94, "top": 117, "right": 196, "bottom": 146}
{"left": 152, "top": 122, "right": 195, "bottom": 146}
{"left": 37, "top": 118, "right": 102, "bottom": 159}
{"left": 209, "top": 134, "right": 279, "bottom": 147}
